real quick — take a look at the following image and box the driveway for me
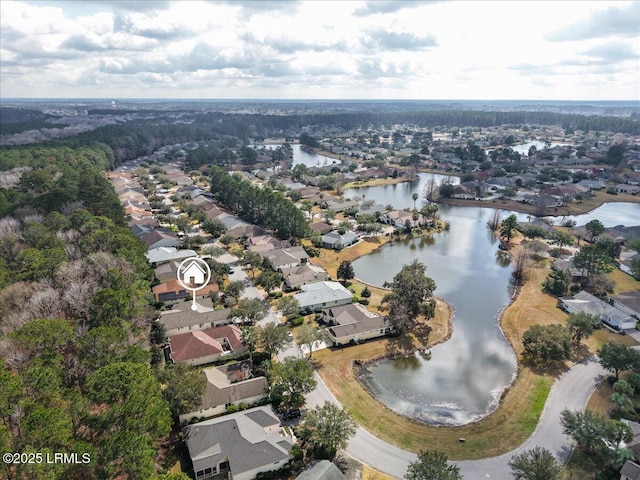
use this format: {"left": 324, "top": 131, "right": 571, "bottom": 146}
{"left": 302, "top": 355, "right": 612, "bottom": 479}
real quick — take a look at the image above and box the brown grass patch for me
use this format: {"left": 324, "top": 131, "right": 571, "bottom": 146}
{"left": 586, "top": 380, "right": 613, "bottom": 416}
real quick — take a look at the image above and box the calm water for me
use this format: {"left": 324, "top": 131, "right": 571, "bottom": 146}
{"left": 353, "top": 206, "right": 518, "bottom": 425}
{"left": 348, "top": 175, "right": 639, "bottom": 425}
{"left": 254, "top": 143, "right": 341, "bottom": 168}
{"left": 345, "top": 172, "right": 459, "bottom": 209}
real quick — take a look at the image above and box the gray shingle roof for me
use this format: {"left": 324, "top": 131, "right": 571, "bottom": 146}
{"left": 184, "top": 406, "right": 292, "bottom": 475}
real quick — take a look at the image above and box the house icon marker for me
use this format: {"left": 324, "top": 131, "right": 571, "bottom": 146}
{"left": 182, "top": 260, "right": 207, "bottom": 287}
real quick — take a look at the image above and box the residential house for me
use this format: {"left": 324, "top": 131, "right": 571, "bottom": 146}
{"left": 620, "top": 460, "right": 640, "bottom": 480}
{"left": 281, "top": 263, "right": 328, "bottom": 289}
{"left": 550, "top": 259, "right": 587, "bottom": 281}
{"left": 620, "top": 253, "right": 640, "bottom": 277}
{"left": 622, "top": 419, "right": 640, "bottom": 463}
{"left": 168, "top": 324, "right": 246, "bottom": 366}
{"left": 451, "top": 184, "right": 476, "bottom": 199}
{"left": 130, "top": 223, "right": 154, "bottom": 238}
{"left": 295, "top": 461, "right": 346, "bottom": 480}
{"left": 159, "top": 303, "right": 231, "bottom": 336}
{"left": 521, "top": 193, "right": 563, "bottom": 208}
{"left": 294, "top": 281, "right": 353, "bottom": 312}
{"left": 610, "top": 291, "right": 640, "bottom": 320}
{"left": 153, "top": 279, "right": 219, "bottom": 303}
{"left": 260, "top": 246, "right": 309, "bottom": 271}
{"left": 247, "top": 234, "right": 291, "bottom": 253}
{"left": 381, "top": 210, "right": 423, "bottom": 229}
{"left": 154, "top": 261, "right": 180, "bottom": 283}
{"left": 309, "top": 222, "right": 333, "bottom": 235}
{"left": 145, "top": 247, "right": 197, "bottom": 266}
{"left": 184, "top": 405, "right": 294, "bottom": 480}
{"left": 614, "top": 184, "right": 640, "bottom": 194}
{"left": 140, "top": 228, "right": 181, "bottom": 251}
{"left": 322, "top": 303, "right": 392, "bottom": 346}
{"left": 559, "top": 291, "right": 637, "bottom": 330}
{"left": 178, "top": 361, "right": 269, "bottom": 423}
{"left": 321, "top": 230, "right": 357, "bottom": 250}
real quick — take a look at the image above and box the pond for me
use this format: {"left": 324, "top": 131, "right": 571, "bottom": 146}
{"left": 347, "top": 176, "right": 638, "bottom": 424}
{"left": 253, "top": 143, "right": 341, "bottom": 168}
{"left": 352, "top": 205, "right": 518, "bottom": 425}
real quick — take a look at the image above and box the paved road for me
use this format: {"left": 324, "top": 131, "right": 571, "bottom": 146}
{"left": 302, "top": 354, "right": 612, "bottom": 479}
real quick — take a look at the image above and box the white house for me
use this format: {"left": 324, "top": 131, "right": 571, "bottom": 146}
{"left": 559, "top": 290, "right": 637, "bottom": 330}
{"left": 294, "top": 281, "right": 353, "bottom": 311}
{"left": 184, "top": 406, "right": 294, "bottom": 480}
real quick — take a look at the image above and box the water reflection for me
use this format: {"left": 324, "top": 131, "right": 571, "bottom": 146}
{"left": 495, "top": 250, "right": 511, "bottom": 267}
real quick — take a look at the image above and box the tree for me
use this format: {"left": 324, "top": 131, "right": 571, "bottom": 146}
{"left": 566, "top": 312, "right": 596, "bottom": 345}
{"left": 157, "top": 363, "right": 206, "bottom": 416}
{"left": 508, "top": 446, "right": 563, "bottom": 480}
{"left": 241, "top": 251, "right": 262, "bottom": 278}
{"left": 438, "top": 183, "right": 455, "bottom": 199}
{"left": 232, "top": 298, "right": 267, "bottom": 324}
{"left": 201, "top": 218, "right": 227, "bottom": 238}
{"left": 542, "top": 269, "right": 569, "bottom": 296}
{"left": 598, "top": 342, "right": 640, "bottom": 381}
{"left": 241, "top": 326, "right": 259, "bottom": 363}
{"left": 383, "top": 260, "right": 437, "bottom": 329}
{"left": 224, "top": 281, "right": 244, "bottom": 300}
{"left": 572, "top": 245, "right": 614, "bottom": 278}
{"left": 300, "top": 402, "right": 356, "bottom": 460}
{"left": 296, "top": 323, "right": 326, "bottom": 359}
{"left": 585, "top": 219, "right": 605, "bottom": 243}
{"left": 500, "top": 214, "right": 519, "bottom": 243}
{"left": 276, "top": 296, "right": 300, "bottom": 317}
{"left": 322, "top": 208, "right": 337, "bottom": 224}
{"left": 260, "top": 322, "right": 290, "bottom": 360}
{"left": 256, "top": 270, "right": 282, "bottom": 294}
{"left": 269, "top": 357, "right": 317, "bottom": 409}
{"left": 404, "top": 449, "right": 461, "bottom": 480}
{"left": 561, "top": 409, "right": 632, "bottom": 457}
{"left": 337, "top": 260, "right": 355, "bottom": 282}
{"left": 522, "top": 324, "right": 571, "bottom": 363}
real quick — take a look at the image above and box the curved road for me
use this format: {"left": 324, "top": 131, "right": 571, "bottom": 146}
{"left": 304, "top": 355, "right": 610, "bottom": 479}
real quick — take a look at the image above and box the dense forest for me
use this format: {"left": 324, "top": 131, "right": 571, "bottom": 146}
{"left": 208, "top": 166, "right": 309, "bottom": 240}
{"left": 0, "top": 141, "right": 184, "bottom": 480}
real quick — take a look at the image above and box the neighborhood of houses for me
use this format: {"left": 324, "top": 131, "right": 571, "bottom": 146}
{"left": 106, "top": 125, "right": 640, "bottom": 480}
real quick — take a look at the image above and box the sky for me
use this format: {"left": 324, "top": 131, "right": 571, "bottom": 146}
{"left": 1, "top": 0, "right": 639, "bottom": 100}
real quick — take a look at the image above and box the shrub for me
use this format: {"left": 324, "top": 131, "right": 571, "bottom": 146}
{"left": 289, "top": 316, "right": 304, "bottom": 327}
{"left": 358, "top": 299, "right": 369, "bottom": 305}
{"left": 226, "top": 404, "right": 239, "bottom": 413}
{"left": 361, "top": 286, "right": 371, "bottom": 297}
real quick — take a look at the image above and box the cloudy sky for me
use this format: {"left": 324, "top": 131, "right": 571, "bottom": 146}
{"left": 1, "top": 0, "right": 638, "bottom": 100}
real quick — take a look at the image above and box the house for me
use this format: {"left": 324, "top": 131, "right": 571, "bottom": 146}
{"left": 381, "top": 210, "right": 423, "bottom": 229}
{"left": 559, "top": 291, "right": 637, "bottom": 330}
{"left": 294, "top": 281, "right": 353, "bottom": 312}
{"left": 321, "top": 230, "right": 357, "bottom": 250}
{"left": 159, "top": 302, "right": 231, "bottom": 336}
{"left": 260, "top": 246, "right": 309, "bottom": 271}
{"left": 168, "top": 324, "right": 246, "bottom": 366}
{"left": 153, "top": 279, "right": 219, "bottom": 304}
{"left": 140, "top": 228, "right": 181, "bottom": 251}
{"left": 550, "top": 259, "right": 587, "bottom": 281}
{"left": 451, "top": 184, "right": 476, "bottom": 199}
{"left": 178, "top": 361, "right": 269, "bottom": 423}
{"left": 322, "top": 303, "right": 392, "bottom": 346}
{"left": 610, "top": 291, "right": 640, "bottom": 320}
{"left": 614, "top": 184, "right": 640, "bottom": 194}
{"left": 620, "top": 460, "right": 640, "bottom": 480}
{"left": 145, "top": 247, "right": 197, "bottom": 266}
{"left": 247, "top": 234, "right": 291, "bottom": 253}
{"left": 281, "top": 263, "right": 328, "bottom": 289}
{"left": 184, "top": 405, "right": 294, "bottom": 480}
{"left": 620, "top": 253, "right": 640, "bottom": 277}
{"left": 154, "top": 261, "right": 181, "bottom": 283}
{"left": 295, "top": 460, "right": 346, "bottom": 480}
{"left": 622, "top": 419, "right": 640, "bottom": 462}
{"left": 309, "top": 222, "right": 333, "bottom": 235}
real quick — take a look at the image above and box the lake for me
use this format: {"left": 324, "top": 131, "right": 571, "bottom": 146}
{"left": 346, "top": 176, "right": 639, "bottom": 425}
{"left": 254, "top": 143, "right": 341, "bottom": 168}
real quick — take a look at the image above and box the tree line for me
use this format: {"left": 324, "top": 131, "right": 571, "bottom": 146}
{"left": 208, "top": 166, "right": 309, "bottom": 240}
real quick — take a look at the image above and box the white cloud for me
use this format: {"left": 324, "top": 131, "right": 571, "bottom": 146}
{"left": 0, "top": 0, "right": 638, "bottom": 100}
